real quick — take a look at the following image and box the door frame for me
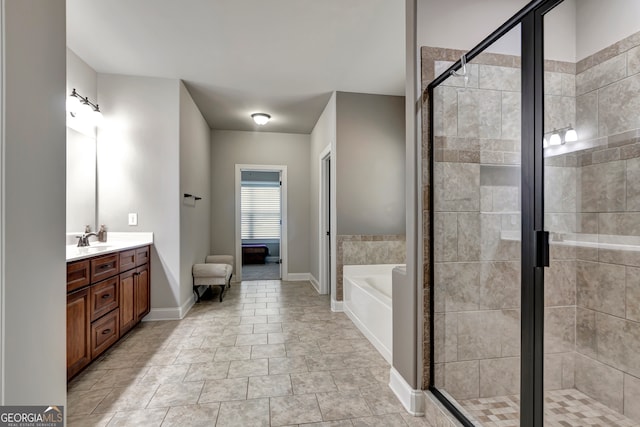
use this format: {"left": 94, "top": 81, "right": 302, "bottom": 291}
{"left": 235, "top": 164, "right": 288, "bottom": 282}
{"left": 319, "top": 145, "right": 331, "bottom": 295}
{"left": 0, "top": 1, "right": 4, "bottom": 403}
{"left": 426, "top": 0, "right": 560, "bottom": 426}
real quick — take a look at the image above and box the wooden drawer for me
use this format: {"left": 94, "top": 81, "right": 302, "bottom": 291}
{"left": 91, "top": 309, "right": 119, "bottom": 359}
{"left": 67, "top": 260, "right": 90, "bottom": 292}
{"left": 119, "top": 249, "right": 136, "bottom": 272}
{"left": 90, "top": 253, "right": 119, "bottom": 283}
{"left": 90, "top": 277, "right": 119, "bottom": 322}
{"left": 135, "top": 246, "right": 150, "bottom": 267}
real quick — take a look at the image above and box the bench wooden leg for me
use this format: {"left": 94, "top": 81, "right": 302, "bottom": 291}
{"left": 193, "top": 278, "right": 201, "bottom": 303}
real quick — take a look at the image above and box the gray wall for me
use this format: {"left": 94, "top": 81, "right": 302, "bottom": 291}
{"left": 417, "top": 0, "right": 529, "bottom": 53}
{"left": 309, "top": 93, "right": 336, "bottom": 286}
{"left": 97, "top": 74, "right": 182, "bottom": 311}
{"left": 336, "top": 92, "right": 406, "bottom": 235}
{"left": 179, "top": 82, "right": 211, "bottom": 307}
{"left": 392, "top": 0, "right": 420, "bottom": 390}
{"left": 3, "top": 0, "right": 67, "bottom": 405}
{"left": 577, "top": 0, "right": 640, "bottom": 60}
{"left": 210, "top": 130, "right": 310, "bottom": 275}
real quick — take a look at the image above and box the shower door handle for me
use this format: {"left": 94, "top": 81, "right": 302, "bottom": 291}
{"left": 533, "top": 230, "right": 549, "bottom": 268}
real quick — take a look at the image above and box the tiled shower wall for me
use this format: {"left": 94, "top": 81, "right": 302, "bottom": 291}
{"left": 423, "top": 29, "right": 640, "bottom": 421}
{"left": 570, "top": 30, "right": 640, "bottom": 422}
{"left": 336, "top": 235, "right": 405, "bottom": 301}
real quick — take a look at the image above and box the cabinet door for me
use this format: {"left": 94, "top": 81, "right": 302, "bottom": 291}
{"left": 67, "top": 288, "right": 90, "bottom": 380}
{"left": 119, "top": 269, "right": 136, "bottom": 335}
{"left": 135, "top": 264, "right": 150, "bottom": 321}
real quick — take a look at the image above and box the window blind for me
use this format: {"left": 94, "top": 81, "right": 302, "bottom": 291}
{"left": 241, "top": 184, "right": 281, "bottom": 239}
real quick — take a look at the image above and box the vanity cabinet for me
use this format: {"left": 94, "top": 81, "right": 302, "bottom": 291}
{"left": 66, "top": 288, "right": 91, "bottom": 379}
{"left": 67, "top": 245, "right": 151, "bottom": 380}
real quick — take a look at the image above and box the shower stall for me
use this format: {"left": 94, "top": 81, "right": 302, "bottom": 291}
{"left": 427, "top": 0, "right": 640, "bottom": 426}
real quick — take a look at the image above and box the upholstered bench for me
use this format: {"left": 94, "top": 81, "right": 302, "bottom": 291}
{"left": 192, "top": 255, "right": 234, "bottom": 302}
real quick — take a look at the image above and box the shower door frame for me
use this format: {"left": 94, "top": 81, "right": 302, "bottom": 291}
{"left": 427, "top": 0, "right": 562, "bottom": 426}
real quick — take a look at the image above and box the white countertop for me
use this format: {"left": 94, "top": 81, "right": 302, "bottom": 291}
{"left": 66, "top": 232, "right": 153, "bottom": 262}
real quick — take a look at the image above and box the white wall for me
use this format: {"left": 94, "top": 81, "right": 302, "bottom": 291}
{"left": 3, "top": 0, "right": 67, "bottom": 405}
{"left": 309, "top": 93, "right": 336, "bottom": 284}
{"left": 210, "top": 130, "right": 311, "bottom": 275}
{"left": 544, "top": 0, "right": 576, "bottom": 62}
{"left": 336, "top": 92, "right": 405, "bottom": 235}
{"left": 97, "top": 74, "right": 182, "bottom": 311}
{"left": 576, "top": 0, "right": 640, "bottom": 60}
{"left": 66, "top": 48, "right": 98, "bottom": 231}
{"left": 179, "top": 82, "right": 211, "bottom": 308}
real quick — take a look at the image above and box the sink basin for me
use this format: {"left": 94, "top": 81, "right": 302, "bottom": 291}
{"left": 75, "top": 245, "right": 114, "bottom": 254}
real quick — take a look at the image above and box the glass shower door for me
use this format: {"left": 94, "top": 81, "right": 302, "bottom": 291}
{"left": 542, "top": 1, "right": 640, "bottom": 425}
{"left": 431, "top": 24, "right": 522, "bottom": 425}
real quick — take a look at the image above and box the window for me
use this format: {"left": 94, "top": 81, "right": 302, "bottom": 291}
{"left": 241, "top": 183, "right": 281, "bottom": 239}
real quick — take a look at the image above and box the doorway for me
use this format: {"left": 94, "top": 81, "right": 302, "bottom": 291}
{"left": 319, "top": 145, "right": 332, "bottom": 295}
{"left": 235, "top": 164, "right": 288, "bottom": 282}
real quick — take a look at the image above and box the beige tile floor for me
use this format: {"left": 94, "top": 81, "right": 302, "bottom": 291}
{"left": 67, "top": 280, "right": 432, "bottom": 426}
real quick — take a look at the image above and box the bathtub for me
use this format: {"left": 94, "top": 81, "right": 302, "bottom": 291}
{"left": 343, "top": 264, "right": 404, "bottom": 364}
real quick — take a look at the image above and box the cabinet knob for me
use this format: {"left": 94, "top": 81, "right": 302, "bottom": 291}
{"left": 101, "top": 294, "right": 111, "bottom": 299}
{"left": 102, "top": 328, "right": 112, "bottom": 335}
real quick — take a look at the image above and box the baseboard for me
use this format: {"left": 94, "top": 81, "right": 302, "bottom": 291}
{"left": 287, "top": 272, "right": 311, "bottom": 282}
{"left": 143, "top": 294, "right": 195, "bottom": 321}
{"left": 309, "top": 274, "right": 320, "bottom": 292}
{"left": 389, "top": 367, "right": 425, "bottom": 416}
{"left": 330, "top": 299, "right": 343, "bottom": 312}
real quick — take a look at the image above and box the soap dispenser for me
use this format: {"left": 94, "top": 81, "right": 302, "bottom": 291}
{"left": 98, "top": 224, "right": 108, "bottom": 242}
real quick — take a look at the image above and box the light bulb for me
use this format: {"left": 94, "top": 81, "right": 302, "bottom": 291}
{"left": 93, "top": 108, "right": 104, "bottom": 127}
{"left": 251, "top": 113, "right": 271, "bottom": 125}
{"left": 66, "top": 95, "right": 81, "bottom": 115}
{"left": 77, "top": 100, "right": 94, "bottom": 118}
{"left": 565, "top": 127, "right": 577, "bottom": 142}
{"left": 550, "top": 132, "right": 561, "bottom": 146}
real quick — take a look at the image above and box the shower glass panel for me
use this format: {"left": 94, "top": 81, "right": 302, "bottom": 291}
{"left": 432, "top": 24, "right": 522, "bottom": 424}
{"left": 543, "top": 1, "right": 640, "bottom": 425}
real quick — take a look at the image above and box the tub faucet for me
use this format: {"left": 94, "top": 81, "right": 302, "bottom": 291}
{"left": 76, "top": 232, "right": 98, "bottom": 247}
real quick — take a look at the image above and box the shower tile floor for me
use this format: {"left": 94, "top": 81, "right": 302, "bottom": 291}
{"left": 460, "top": 388, "right": 637, "bottom": 426}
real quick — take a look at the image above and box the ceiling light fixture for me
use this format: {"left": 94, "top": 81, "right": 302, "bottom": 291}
{"left": 67, "top": 88, "right": 104, "bottom": 126}
{"left": 251, "top": 113, "right": 271, "bottom": 125}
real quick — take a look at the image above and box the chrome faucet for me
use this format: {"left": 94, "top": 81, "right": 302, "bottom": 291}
{"left": 76, "top": 232, "right": 98, "bottom": 247}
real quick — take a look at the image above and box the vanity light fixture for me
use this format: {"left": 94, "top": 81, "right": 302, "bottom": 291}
{"left": 544, "top": 124, "right": 578, "bottom": 147}
{"left": 251, "top": 113, "right": 271, "bottom": 125}
{"left": 67, "top": 88, "right": 104, "bottom": 126}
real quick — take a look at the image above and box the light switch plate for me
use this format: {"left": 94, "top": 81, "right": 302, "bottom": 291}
{"left": 128, "top": 213, "right": 138, "bottom": 226}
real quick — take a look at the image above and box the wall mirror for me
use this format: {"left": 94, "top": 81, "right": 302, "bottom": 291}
{"left": 66, "top": 126, "right": 96, "bottom": 233}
